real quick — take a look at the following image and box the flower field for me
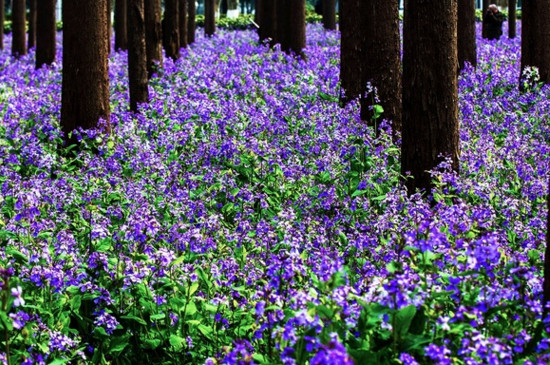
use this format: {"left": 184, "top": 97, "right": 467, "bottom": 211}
{"left": 1, "top": 23, "right": 550, "bottom": 364}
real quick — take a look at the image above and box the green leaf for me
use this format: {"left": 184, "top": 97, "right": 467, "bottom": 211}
{"left": 198, "top": 324, "right": 214, "bottom": 340}
{"left": 394, "top": 305, "right": 417, "bottom": 338}
{"left": 169, "top": 334, "right": 186, "bottom": 350}
{"left": 120, "top": 315, "right": 147, "bottom": 326}
{"left": 150, "top": 313, "right": 165, "bottom": 321}
{"left": 372, "top": 104, "right": 384, "bottom": 119}
{"left": 142, "top": 338, "right": 162, "bottom": 350}
{"left": 6, "top": 247, "right": 27, "bottom": 265}
{"left": 110, "top": 335, "right": 130, "bottom": 355}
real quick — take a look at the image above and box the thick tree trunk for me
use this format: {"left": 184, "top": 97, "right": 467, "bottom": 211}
{"left": 115, "top": 0, "right": 128, "bottom": 50}
{"left": 457, "top": 0, "right": 477, "bottom": 69}
{"left": 0, "top": 0, "right": 4, "bottom": 50}
{"left": 258, "top": 0, "right": 276, "bottom": 45}
{"left": 11, "top": 0, "right": 26, "bottom": 57}
{"left": 322, "top": 0, "right": 336, "bottom": 30}
{"left": 276, "top": 0, "right": 289, "bottom": 47}
{"left": 255, "top": 0, "right": 262, "bottom": 25}
{"left": 28, "top": 0, "right": 37, "bottom": 49}
{"left": 360, "top": 0, "right": 402, "bottom": 135}
{"left": 339, "top": 0, "right": 362, "bottom": 104}
{"left": 521, "top": 0, "right": 550, "bottom": 85}
{"left": 179, "top": 0, "right": 188, "bottom": 48}
{"left": 279, "top": 0, "right": 305, "bottom": 56}
{"left": 145, "top": 0, "right": 163, "bottom": 77}
{"left": 163, "top": 0, "right": 180, "bottom": 59}
{"left": 36, "top": 0, "right": 56, "bottom": 68}
{"left": 188, "top": 0, "right": 196, "bottom": 44}
{"left": 205, "top": 0, "right": 216, "bottom": 36}
{"left": 61, "top": 0, "right": 111, "bottom": 138}
{"left": 401, "top": 0, "right": 459, "bottom": 195}
{"left": 107, "top": 0, "right": 113, "bottom": 53}
{"left": 128, "top": 0, "right": 149, "bottom": 111}
{"left": 508, "top": 0, "right": 516, "bottom": 38}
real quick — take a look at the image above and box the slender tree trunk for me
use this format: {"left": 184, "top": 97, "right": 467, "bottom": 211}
{"left": 163, "top": 0, "right": 180, "bottom": 59}
{"left": 28, "top": 0, "right": 37, "bottom": 49}
{"left": 0, "top": 0, "right": 4, "bottom": 50}
{"left": 205, "top": 0, "right": 216, "bottom": 36}
{"left": 188, "top": 0, "right": 196, "bottom": 44}
{"left": 179, "top": 0, "right": 188, "bottom": 48}
{"left": 457, "top": 0, "right": 476, "bottom": 69}
{"left": 521, "top": 0, "right": 550, "bottom": 86}
{"left": 115, "top": 0, "right": 128, "bottom": 50}
{"left": 258, "top": 0, "right": 276, "bottom": 45}
{"left": 508, "top": 0, "right": 516, "bottom": 39}
{"left": 128, "top": 0, "right": 149, "bottom": 111}
{"left": 36, "top": 0, "right": 56, "bottom": 68}
{"left": 61, "top": 0, "right": 111, "bottom": 139}
{"left": 401, "top": 0, "right": 459, "bottom": 195}
{"left": 482, "top": 0, "right": 489, "bottom": 38}
{"left": 11, "top": 0, "right": 26, "bottom": 57}
{"left": 322, "top": 0, "right": 336, "bottom": 30}
{"left": 145, "top": 0, "right": 163, "bottom": 77}
{"left": 361, "top": 0, "right": 402, "bottom": 135}
{"left": 339, "top": 0, "right": 362, "bottom": 104}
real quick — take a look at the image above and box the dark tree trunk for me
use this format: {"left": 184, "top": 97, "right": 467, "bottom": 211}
{"left": 276, "top": 0, "right": 289, "bottom": 47}
{"left": 107, "top": 0, "right": 113, "bottom": 53}
{"left": 163, "top": 0, "right": 180, "bottom": 59}
{"left": 339, "top": 0, "right": 362, "bottom": 104}
{"left": 258, "top": 0, "right": 276, "bottom": 45}
{"left": 11, "top": 0, "right": 26, "bottom": 57}
{"left": 36, "top": 0, "right": 56, "bottom": 68}
{"left": 187, "top": 0, "right": 196, "bottom": 44}
{"left": 145, "top": 0, "right": 163, "bottom": 77}
{"left": 401, "top": 0, "right": 459, "bottom": 195}
{"left": 28, "top": 0, "right": 37, "bottom": 49}
{"left": 61, "top": 0, "right": 111, "bottom": 139}
{"left": 323, "top": 0, "right": 336, "bottom": 30}
{"left": 279, "top": 0, "right": 305, "bottom": 56}
{"left": 128, "top": 0, "right": 149, "bottom": 111}
{"left": 115, "top": 0, "right": 128, "bottom": 50}
{"left": 482, "top": 0, "right": 489, "bottom": 38}
{"left": 508, "top": 0, "right": 516, "bottom": 39}
{"left": 0, "top": 0, "right": 4, "bottom": 50}
{"left": 179, "top": 0, "right": 188, "bottom": 48}
{"left": 205, "top": 0, "right": 216, "bottom": 36}
{"left": 521, "top": 0, "right": 550, "bottom": 86}
{"left": 255, "top": 0, "right": 262, "bottom": 25}
{"left": 457, "top": 0, "right": 476, "bottom": 69}
{"left": 360, "top": 0, "right": 402, "bottom": 135}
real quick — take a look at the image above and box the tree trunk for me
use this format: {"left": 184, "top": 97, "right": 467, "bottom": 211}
{"left": 28, "top": 0, "right": 37, "bottom": 49}
{"left": 179, "top": 0, "right": 188, "bottom": 48}
{"left": 128, "top": 0, "right": 149, "bottom": 111}
{"left": 508, "top": 0, "right": 516, "bottom": 39}
{"left": 11, "top": 0, "right": 26, "bottom": 57}
{"left": 323, "top": 0, "right": 336, "bottom": 30}
{"left": 258, "top": 0, "right": 276, "bottom": 45}
{"left": 107, "top": 0, "right": 113, "bottom": 53}
{"left": 276, "top": 0, "right": 289, "bottom": 47}
{"left": 521, "top": 0, "right": 550, "bottom": 86}
{"left": 61, "top": 0, "right": 111, "bottom": 139}
{"left": 36, "top": 0, "right": 56, "bottom": 68}
{"left": 188, "top": 0, "right": 196, "bottom": 44}
{"left": 163, "top": 0, "right": 180, "bottom": 59}
{"left": 115, "top": 0, "right": 128, "bottom": 50}
{"left": 360, "top": 0, "right": 402, "bottom": 135}
{"left": 145, "top": 0, "right": 163, "bottom": 77}
{"left": 0, "top": 0, "right": 4, "bottom": 50}
{"left": 205, "top": 0, "right": 216, "bottom": 36}
{"left": 339, "top": 0, "right": 363, "bottom": 104}
{"left": 457, "top": 0, "right": 476, "bottom": 70}
{"left": 401, "top": 0, "right": 459, "bottom": 195}
{"left": 279, "top": 0, "right": 305, "bottom": 56}
{"left": 482, "top": 0, "right": 489, "bottom": 38}
{"left": 255, "top": 0, "right": 262, "bottom": 25}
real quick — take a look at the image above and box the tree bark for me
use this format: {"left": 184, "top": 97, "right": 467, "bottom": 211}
{"left": 401, "top": 0, "right": 459, "bottom": 195}
{"left": 205, "top": 0, "right": 216, "bottom": 36}
{"left": 276, "top": 0, "right": 289, "bottom": 47}
{"left": 163, "top": 0, "right": 180, "bottom": 59}
{"left": 115, "top": 0, "right": 128, "bottom": 50}
{"left": 36, "top": 0, "right": 56, "bottom": 68}
{"left": 322, "top": 0, "right": 336, "bottom": 30}
{"left": 61, "top": 0, "right": 111, "bottom": 139}
{"left": 107, "top": 0, "right": 113, "bottom": 53}
{"left": 28, "top": 0, "right": 37, "bottom": 49}
{"left": 521, "top": 0, "right": 550, "bottom": 85}
{"left": 255, "top": 0, "right": 262, "bottom": 25}
{"left": 11, "top": 0, "right": 26, "bottom": 57}
{"left": 457, "top": 0, "right": 476, "bottom": 70}
{"left": 339, "top": 0, "right": 362, "bottom": 104}
{"left": 482, "top": 0, "right": 489, "bottom": 38}
{"left": 360, "top": 0, "right": 402, "bottom": 135}
{"left": 258, "top": 0, "right": 276, "bottom": 45}
{"left": 508, "top": 0, "right": 516, "bottom": 39}
{"left": 278, "top": 0, "right": 305, "bottom": 56}
{"left": 128, "top": 0, "right": 149, "bottom": 111}
{"left": 145, "top": 0, "right": 163, "bottom": 77}
{"left": 188, "top": 0, "right": 196, "bottom": 44}
{"left": 0, "top": 0, "right": 4, "bottom": 50}
{"left": 179, "top": 0, "right": 188, "bottom": 48}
